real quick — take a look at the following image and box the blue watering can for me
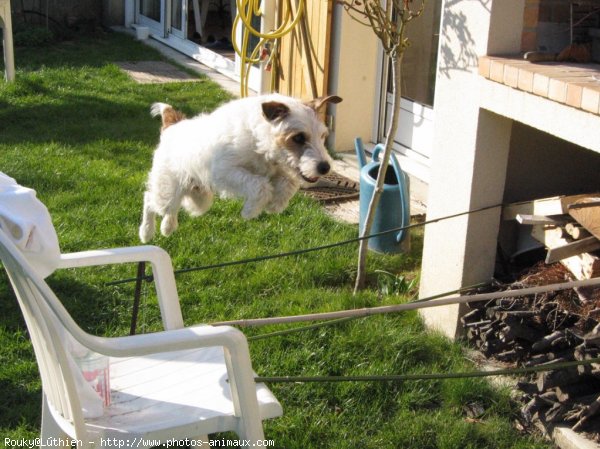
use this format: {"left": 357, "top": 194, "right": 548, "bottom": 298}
{"left": 355, "top": 137, "right": 410, "bottom": 254}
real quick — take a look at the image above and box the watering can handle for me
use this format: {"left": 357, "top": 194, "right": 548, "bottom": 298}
{"left": 371, "top": 145, "right": 410, "bottom": 244}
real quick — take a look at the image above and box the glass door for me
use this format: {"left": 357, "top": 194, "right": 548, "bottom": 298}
{"left": 169, "top": 0, "right": 185, "bottom": 38}
{"left": 379, "top": 0, "right": 442, "bottom": 167}
{"left": 137, "top": 0, "right": 165, "bottom": 34}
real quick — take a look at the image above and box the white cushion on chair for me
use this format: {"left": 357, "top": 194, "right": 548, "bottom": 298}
{"left": 0, "top": 172, "right": 61, "bottom": 278}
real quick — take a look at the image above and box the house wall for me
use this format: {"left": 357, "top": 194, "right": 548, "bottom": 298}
{"left": 329, "top": 5, "right": 379, "bottom": 153}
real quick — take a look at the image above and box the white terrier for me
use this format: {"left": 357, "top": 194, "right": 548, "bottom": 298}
{"left": 139, "top": 93, "right": 342, "bottom": 242}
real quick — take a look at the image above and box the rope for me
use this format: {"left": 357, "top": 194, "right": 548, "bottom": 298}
{"left": 254, "top": 357, "right": 600, "bottom": 384}
{"left": 246, "top": 282, "right": 489, "bottom": 341}
{"left": 248, "top": 317, "right": 356, "bottom": 341}
{"left": 106, "top": 202, "right": 503, "bottom": 287}
{"left": 212, "top": 277, "right": 600, "bottom": 327}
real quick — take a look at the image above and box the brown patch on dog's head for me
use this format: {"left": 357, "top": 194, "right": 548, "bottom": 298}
{"left": 161, "top": 107, "right": 186, "bottom": 131}
{"left": 262, "top": 101, "right": 290, "bottom": 122}
{"left": 276, "top": 131, "right": 307, "bottom": 156}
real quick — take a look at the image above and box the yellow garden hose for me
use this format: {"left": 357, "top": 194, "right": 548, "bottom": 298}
{"left": 232, "top": 0, "right": 305, "bottom": 96}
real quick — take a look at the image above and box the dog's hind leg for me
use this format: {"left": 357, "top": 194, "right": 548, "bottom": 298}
{"left": 139, "top": 191, "right": 157, "bottom": 243}
{"left": 159, "top": 192, "right": 184, "bottom": 237}
{"left": 145, "top": 169, "right": 185, "bottom": 238}
{"left": 181, "top": 184, "right": 214, "bottom": 217}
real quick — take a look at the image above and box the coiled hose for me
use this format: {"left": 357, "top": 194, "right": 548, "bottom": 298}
{"left": 232, "top": 0, "right": 305, "bottom": 96}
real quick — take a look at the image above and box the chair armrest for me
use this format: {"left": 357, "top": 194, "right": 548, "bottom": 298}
{"left": 87, "top": 324, "right": 248, "bottom": 358}
{"left": 58, "top": 246, "right": 183, "bottom": 330}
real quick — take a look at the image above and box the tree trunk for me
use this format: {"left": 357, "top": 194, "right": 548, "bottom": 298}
{"left": 354, "top": 50, "right": 404, "bottom": 293}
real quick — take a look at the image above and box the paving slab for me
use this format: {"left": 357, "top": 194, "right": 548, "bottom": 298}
{"left": 116, "top": 60, "right": 200, "bottom": 84}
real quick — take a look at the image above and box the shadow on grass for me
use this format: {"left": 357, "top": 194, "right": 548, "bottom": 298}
{"left": 0, "top": 379, "right": 41, "bottom": 430}
{"left": 0, "top": 79, "right": 158, "bottom": 146}
{"left": 0, "top": 32, "right": 229, "bottom": 148}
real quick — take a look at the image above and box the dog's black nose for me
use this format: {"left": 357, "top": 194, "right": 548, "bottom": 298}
{"left": 317, "top": 161, "right": 330, "bottom": 175}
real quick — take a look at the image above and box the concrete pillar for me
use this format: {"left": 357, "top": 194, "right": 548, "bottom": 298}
{"left": 418, "top": 0, "right": 524, "bottom": 338}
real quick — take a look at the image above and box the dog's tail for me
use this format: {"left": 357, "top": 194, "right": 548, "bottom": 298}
{"left": 151, "top": 102, "right": 187, "bottom": 131}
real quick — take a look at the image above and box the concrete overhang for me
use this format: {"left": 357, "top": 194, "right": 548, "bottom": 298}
{"left": 478, "top": 56, "right": 600, "bottom": 154}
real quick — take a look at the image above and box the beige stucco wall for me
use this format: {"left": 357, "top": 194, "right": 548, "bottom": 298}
{"left": 418, "top": 0, "right": 526, "bottom": 338}
{"left": 331, "top": 10, "right": 379, "bottom": 153}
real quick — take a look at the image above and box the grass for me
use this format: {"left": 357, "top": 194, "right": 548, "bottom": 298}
{"left": 0, "top": 31, "right": 553, "bottom": 448}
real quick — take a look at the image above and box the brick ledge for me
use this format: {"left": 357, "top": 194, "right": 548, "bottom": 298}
{"left": 479, "top": 55, "right": 600, "bottom": 116}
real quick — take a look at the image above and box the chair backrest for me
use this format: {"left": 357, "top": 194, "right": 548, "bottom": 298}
{"left": 0, "top": 229, "right": 87, "bottom": 438}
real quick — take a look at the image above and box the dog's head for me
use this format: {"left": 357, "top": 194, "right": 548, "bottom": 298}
{"left": 262, "top": 95, "right": 342, "bottom": 183}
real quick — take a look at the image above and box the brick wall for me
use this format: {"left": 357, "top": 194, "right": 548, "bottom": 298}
{"left": 522, "top": 0, "right": 542, "bottom": 52}
{"left": 521, "top": 0, "right": 600, "bottom": 52}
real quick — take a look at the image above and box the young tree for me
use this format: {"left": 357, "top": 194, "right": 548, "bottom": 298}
{"left": 339, "top": 0, "right": 425, "bottom": 293}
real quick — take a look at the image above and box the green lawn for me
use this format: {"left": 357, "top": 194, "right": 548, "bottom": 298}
{"left": 0, "top": 31, "right": 552, "bottom": 448}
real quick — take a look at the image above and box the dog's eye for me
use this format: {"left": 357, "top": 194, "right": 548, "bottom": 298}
{"left": 292, "top": 133, "right": 306, "bottom": 145}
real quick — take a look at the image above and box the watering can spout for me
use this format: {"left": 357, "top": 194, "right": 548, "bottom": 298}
{"left": 354, "top": 137, "right": 368, "bottom": 169}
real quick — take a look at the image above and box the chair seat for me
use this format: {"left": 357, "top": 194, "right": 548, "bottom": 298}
{"left": 86, "top": 347, "right": 282, "bottom": 439}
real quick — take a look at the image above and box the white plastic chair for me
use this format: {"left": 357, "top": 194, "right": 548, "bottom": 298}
{"left": 0, "top": 230, "right": 282, "bottom": 447}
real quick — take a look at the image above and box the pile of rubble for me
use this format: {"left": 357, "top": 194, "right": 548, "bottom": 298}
{"left": 464, "top": 193, "right": 600, "bottom": 439}
{"left": 463, "top": 263, "right": 600, "bottom": 438}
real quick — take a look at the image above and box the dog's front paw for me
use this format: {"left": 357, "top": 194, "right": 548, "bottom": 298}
{"left": 265, "top": 177, "right": 298, "bottom": 214}
{"left": 265, "top": 198, "right": 290, "bottom": 214}
{"left": 241, "top": 202, "right": 264, "bottom": 219}
{"left": 160, "top": 214, "right": 179, "bottom": 236}
{"left": 241, "top": 183, "right": 273, "bottom": 219}
{"left": 139, "top": 221, "right": 156, "bottom": 243}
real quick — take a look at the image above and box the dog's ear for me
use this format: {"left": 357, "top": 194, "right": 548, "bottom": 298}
{"left": 262, "top": 101, "right": 290, "bottom": 122}
{"left": 305, "top": 95, "right": 343, "bottom": 112}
